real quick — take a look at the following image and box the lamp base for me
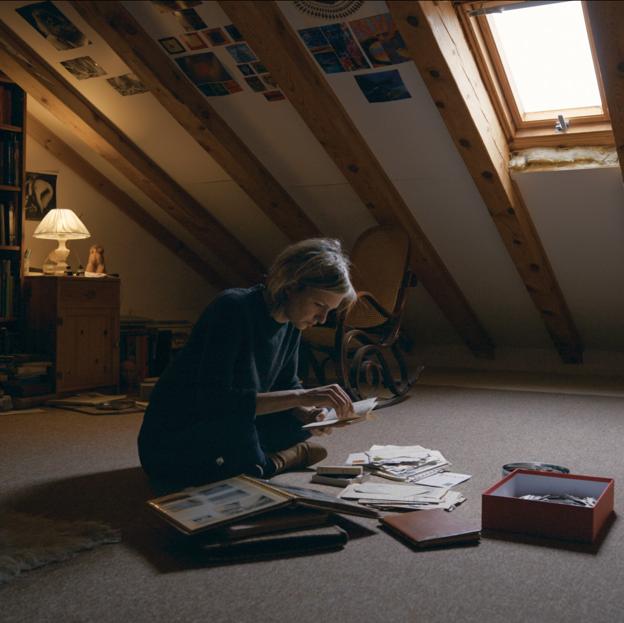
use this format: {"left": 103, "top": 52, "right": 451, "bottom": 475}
{"left": 42, "top": 241, "right": 70, "bottom": 276}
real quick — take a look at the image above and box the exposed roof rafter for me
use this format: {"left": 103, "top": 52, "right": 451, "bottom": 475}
{"left": 220, "top": 0, "right": 495, "bottom": 357}
{"left": 27, "top": 114, "right": 226, "bottom": 289}
{"left": 73, "top": 1, "right": 320, "bottom": 242}
{"left": 586, "top": 1, "right": 624, "bottom": 184}
{"left": 388, "top": 0, "right": 583, "bottom": 363}
{"left": 0, "top": 18, "right": 263, "bottom": 286}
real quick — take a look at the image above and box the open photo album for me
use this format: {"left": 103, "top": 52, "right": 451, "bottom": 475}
{"left": 147, "top": 474, "right": 378, "bottom": 535}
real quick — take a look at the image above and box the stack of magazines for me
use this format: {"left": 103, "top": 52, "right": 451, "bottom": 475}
{"left": 147, "top": 475, "right": 378, "bottom": 562}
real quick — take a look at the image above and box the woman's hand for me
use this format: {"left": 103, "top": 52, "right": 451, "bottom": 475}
{"left": 298, "top": 384, "right": 354, "bottom": 420}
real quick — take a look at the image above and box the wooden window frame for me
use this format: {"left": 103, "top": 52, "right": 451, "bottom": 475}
{"left": 456, "top": 0, "right": 614, "bottom": 149}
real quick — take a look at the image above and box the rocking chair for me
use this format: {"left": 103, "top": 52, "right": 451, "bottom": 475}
{"left": 301, "top": 225, "right": 422, "bottom": 407}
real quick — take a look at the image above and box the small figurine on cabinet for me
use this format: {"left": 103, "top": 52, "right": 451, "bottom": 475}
{"left": 85, "top": 244, "right": 106, "bottom": 275}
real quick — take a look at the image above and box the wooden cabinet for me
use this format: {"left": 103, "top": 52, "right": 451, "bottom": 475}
{"left": 24, "top": 276, "right": 120, "bottom": 394}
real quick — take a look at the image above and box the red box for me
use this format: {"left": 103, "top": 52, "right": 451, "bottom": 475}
{"left": 482, "top": 469, "right": 614, "bottom": 543}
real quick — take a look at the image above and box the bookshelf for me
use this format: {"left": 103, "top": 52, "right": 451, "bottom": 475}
{"left": 0, "top": 74, "right": 25, "bottom": 329}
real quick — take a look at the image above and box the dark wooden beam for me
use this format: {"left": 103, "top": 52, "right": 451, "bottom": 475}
{"left": 27, "top": 114, "right": 226, "bottom": 289}
{"left": 73, "top": 1, "right": 320, "bottom": 242}
{"left": 220, "top": 0, "right": 494, "bottom": 357}
{"left": 0, "top": 19, "right": 263, "bottom": 285}
{"left": 586, "top": 1, "right": 624, "bottom": 184}
{"left": 388, "top": 0, "right": 583, "bottom": 363}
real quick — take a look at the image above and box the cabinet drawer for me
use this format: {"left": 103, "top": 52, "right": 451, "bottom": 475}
{"left": 58, "top": 280, "right": 120, "bottom": 308}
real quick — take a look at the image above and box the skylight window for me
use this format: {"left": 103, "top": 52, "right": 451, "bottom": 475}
{"left": 487, "top": 1, "right": 601, "bottom": 117}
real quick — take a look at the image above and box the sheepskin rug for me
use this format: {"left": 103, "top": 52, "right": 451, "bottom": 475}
{"left": 0, "top": 511, "right": 121, "bottom": 586}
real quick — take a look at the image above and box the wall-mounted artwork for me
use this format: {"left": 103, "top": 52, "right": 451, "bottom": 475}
{"left": 152, "top": 0, "right": 202, "bottom": 12}
{"left": 349, "top": 13, "right": 410, "bottom": 67}
{"left": 159, "top": 36, "right": 185, "bottom": 54}
{"left": 237, "top": 63, "right": 254, "bottom": 77}
{"left": 245, "top": 76, "right": 266, "bottom": 92}
{"left": 107, "top": 74, "right": 149, "bottom": 96}
{"left": 299, "top": 23, "right": 369, "bottom": 73}
{"left": 224, "top": 24, "right": 243, "bottom": 42}
{"left": 264, "top": 90, "right": 285, "bottom": 102}
{"left": 293, "top": 0, "right": 364, "bottom": 20}
{"left": 175, "top": 52, "right": 241, "bottom": 96}
{"left": 174, "top": 8, "right": 207, "bottom": 32}
{"left": 251, "top": 61, "right": 268, "bottom": 74}
{"left": 261, "top": 74, "right": 278, "bottom": 89}
{"left": 226, "top": 43, "right": 257, "bottom": 64}
{"left": 25, "top": 172, "right": 57, "bottom": 221}
{"left": 61, "top": 56, "right": 107, "bottom": 80}
{"left": 203, "top": 27, "right": 229, "bottom": 46}
{"left": 355, "top": 69, "right": 411, "bottom": 103}
{"left": 17, "top": 1, "right": 90, "bottom": 51}
{"left": 181, "top": 32, "right": 207, "bottom": 50}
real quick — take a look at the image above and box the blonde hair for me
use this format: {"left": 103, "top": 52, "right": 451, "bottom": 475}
{"left": 265, "top": 238, "right": 356, "bottom": 313}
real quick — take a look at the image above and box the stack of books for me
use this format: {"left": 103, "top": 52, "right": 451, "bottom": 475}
{"left": 148, "top": 475, "right": 378, "bottom": 561}
{"left": 0, "top": 355, "right": 53, "bottom": 400}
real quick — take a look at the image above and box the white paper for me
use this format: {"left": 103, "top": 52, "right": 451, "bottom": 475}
{"left": 303, "top": 397, "right": 377, "bottom": 429}
{"left": 415, "top": 472, "right": 472, "bottom": 488}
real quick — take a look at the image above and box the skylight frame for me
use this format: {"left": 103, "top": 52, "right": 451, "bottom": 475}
{"left": 457, "top": 0, "right": 613, "bottom": 149}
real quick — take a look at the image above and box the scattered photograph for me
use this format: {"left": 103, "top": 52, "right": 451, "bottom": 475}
{"left": 159, "top": 36, "right": 185, "bottom": 54}
{"left": 261, "top": 73, "right": 278, "bottom": 88}
{"left": 237, "top": 63, "right": 255, "bottom": 76}
{"left": 107, "top": 73, "right": 148, "bottom": 96}
{"left": 354, "top": 69, "right": 411, "bottom": 103}
{"left": 224, "top": 23, "right": 243, "bottom": 42}
{"left": 61, "top": 56, "right": 107, "bottom": 80}
{"left": 225, "top": 42, "right": 257, "bottom": 64}
{"left": 173, "top": 8, "right": 207, "bottom": 32}
{"left": 245, "top": 76, "right": 266, "bottom": 92}
{"left": 313, "top": 50, "right": 344, "bottom": 74}
{"left": 152, "top": 0, "right": 202, "bottom": 13}
{"left": 264, "top": 90, "right": 285, "bottom": 102}
{"left": 203, "top": 27, "right": 229, "bottom": 46}
{"left": 349, "top": 13, "right": 410, "bottom": 67}
{"left": 299, "top": 23, "right": 369, "bottom": 73}
{"left": 251, "top": 61, "right": 268, "bottom": 74}
{"left": 17, "top": 1, "right": 90, "bottom": 51}
{"left": 25, "top": 172, "right": 56, "bottom": 221}
{"left": 176, "top": 52, "right": 233, "bottom": 85}
{"left": 181, "top": 32, "right": 207, "bottom": 50}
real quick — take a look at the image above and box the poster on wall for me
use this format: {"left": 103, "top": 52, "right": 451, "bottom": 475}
{"left": 25, "top": 172, "right": 57, "bottom": 221}
{"left": 354, "top": 69, "right": 411, "bottom": 103}
{"left": 349, "top": 13, "right": 410, "bottom": 67}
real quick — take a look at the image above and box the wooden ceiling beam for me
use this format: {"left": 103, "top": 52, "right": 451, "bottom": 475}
{"left": 220, "top": 0, "right": 494, "bottom": 357}
{"left": 0, "top": 19, "right": 263, "bottom": 286}
{"left": 388, "top": 0, "right": 583, "bottom": 363}
{"left": 27, "top": 114, "right": 227, "bottom": 289}
{"left": 72, "top": 1, "right": 320, "bottom": 242}
{"left": 586, "top": 2, "right": 624, "bottom": 184}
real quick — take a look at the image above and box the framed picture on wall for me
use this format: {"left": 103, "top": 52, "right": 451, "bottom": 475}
{"left": 25, "top": 171, "right": 57, "bottom": 221}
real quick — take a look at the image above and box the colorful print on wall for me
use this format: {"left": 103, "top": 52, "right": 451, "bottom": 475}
{"left": 299, "top": 23, "right": 369, "bottom": 73}
{"left": 245, "top": 76, "right": 266, "bottom": 92}
{"left": 25, "top": 172, "right": 57, "bottom": 221}
{"left": 203, "top": 27, "right": 230, "bottom": 46}
{"left": 159, "top": 36, "right": 185, "bottom": 54}
{"left": 237, "top": 63, "right": 255, "bottom": 77}
{"left": 264, "top": 90, "right": 285, "bottom": 102}
{"left": 175, "top": 52, "right": 241, "bottom": 96}
{"left": 17, "top": 1, "right": 90, "bottom": 51}
{"left": 107, "top": 73, "right": 149, "bottom": 96}
{"left": 354, "top": 69, "right": 411, "bottom": 103}
{"left": 348, "top": 13, "right": 409, "bottom": 67}
{"left": 152, "top": 1, "right": 202, "bottom": 13}
{"left": 226, "top": 43, "right": 257, "bottom": 64}
{"left": 181, "top": 32, "right": 207, "bottom": 50}
{"left": 61, "top": 56, "right": 107, "bottom": 80}
{"left": 173, "top": 8, "right": 207, "bottom": 32}
{"left": 224, "top": 24, "right": 244, "bottom": 42}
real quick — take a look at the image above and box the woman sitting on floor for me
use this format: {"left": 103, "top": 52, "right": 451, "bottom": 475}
{"left": 138, "top": 238, "right": 356, "bottom": 485}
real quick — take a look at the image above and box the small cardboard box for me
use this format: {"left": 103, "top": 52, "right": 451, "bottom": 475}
{"left": 482, "top": 469, "right": 614, "bottom": 543}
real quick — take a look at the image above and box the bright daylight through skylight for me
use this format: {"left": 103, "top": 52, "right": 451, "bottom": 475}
{"left": 488, "top": 1, "right": 601, "bottom": 115}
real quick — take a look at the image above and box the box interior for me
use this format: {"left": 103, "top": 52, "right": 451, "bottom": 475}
{"left": 489, "top": 473, "right": 609, "bottom": 499}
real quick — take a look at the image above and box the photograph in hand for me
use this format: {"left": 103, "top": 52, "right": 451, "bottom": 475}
{"left": 303, "top": 397, "right": 377, "bottom": 429}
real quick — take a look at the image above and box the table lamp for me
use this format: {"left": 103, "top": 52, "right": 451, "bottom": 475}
{"left": 33, "top": 208, "right": 90, "bottom": 275}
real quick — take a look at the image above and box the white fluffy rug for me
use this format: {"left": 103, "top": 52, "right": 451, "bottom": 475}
{"left": 0, "top": 511, "right": 121, "bottom": 586}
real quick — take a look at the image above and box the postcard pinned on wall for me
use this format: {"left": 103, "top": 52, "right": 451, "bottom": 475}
{"left": 355, "top": 69, "right": 411, "bottom": 103}
{"left": 176, "top": 52, "right": 242, "bottom": 96}
{"left": 349, "top": 13, "right": 410, "bottom": 67}
{"left": 299, "top": 23, "right": 369, "bottom": 74}
{"left": 107, "top": 73, "right": 149, "bottom": 97}
{"left": 61, "top": 56, "right": 107, "bottom": 80}
{"left": 226, "top": 42, "right": 257, "bottom": 64}
{"left": 224, "top": 24, "right": 244, "bottom": 42}
{"left": 203, "top": 27, "right": 230, "bottom": 46}
{"left": 159, "top": 36, "right": 185, "bottom": 55}
{"left": 173, "top": 8, "right": 207, "bottom": 32}
{"left": 180, "top": 32, "right": 207, "bottom": 50}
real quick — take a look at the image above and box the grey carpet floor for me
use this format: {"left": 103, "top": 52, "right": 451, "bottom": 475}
{"left": 1, "top": 383, "right": 623, "bottom": 623}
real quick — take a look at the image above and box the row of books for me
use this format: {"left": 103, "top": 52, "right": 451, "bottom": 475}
{"left": 0, "top": 259, "right": 17, "bottom": 319}
{"left": 0, "top": 133, "right": 21, "bottom": 186}
{"left": 0, "top": 84, "right": 20, "bottom": 126}
{"left": 0, "top": 201, "right": 17, "bottom": 245}
{"left": 0, "top": 354, "right": 53, "bottom": 398}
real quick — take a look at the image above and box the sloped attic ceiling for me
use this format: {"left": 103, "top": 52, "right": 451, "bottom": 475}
{"left": 1, "top": 0, "right": 624, "bottom": 360}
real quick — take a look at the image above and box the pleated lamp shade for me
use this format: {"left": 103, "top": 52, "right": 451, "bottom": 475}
{"left": 33, "top": 208, "right": 90, "bottom": 240}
